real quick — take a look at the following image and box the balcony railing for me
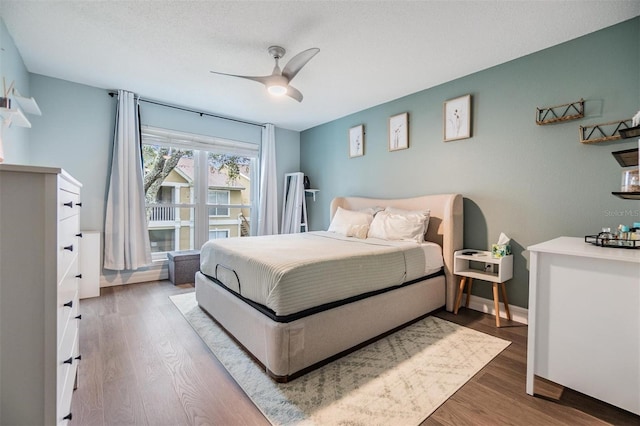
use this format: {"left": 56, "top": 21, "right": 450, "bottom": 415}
{"left": 148, "top": 205, "right": 175, "bottom": 222}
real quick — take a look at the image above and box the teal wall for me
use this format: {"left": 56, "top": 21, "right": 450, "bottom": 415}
{"left": 301, "top": 18, "right": 640, "bottom": 309}
{"left": 29, "top": 75, "right": 115, "bottom": 231}
{"left": 0, "top": 20, "right": 30, "bottom": 163}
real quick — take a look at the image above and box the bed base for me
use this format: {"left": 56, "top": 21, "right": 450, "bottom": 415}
{"left": 195, "top": 270, "right": 446, "bottom": 381}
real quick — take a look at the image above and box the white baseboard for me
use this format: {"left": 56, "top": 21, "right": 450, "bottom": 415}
{"left": 463, "top": 294, "right": 528, "bottom": 325}
{"left": 100, "top": 261, "right": 168, "bottom": 287}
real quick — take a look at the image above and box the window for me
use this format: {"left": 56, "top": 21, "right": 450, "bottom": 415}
{"left": 209, "top": 229, "right": 229, "bottom": 240}
{"left": 148, "top": 229, "right": 175, "bottom": 253}
{"left": 208, "top": 190, "right": 230, "bottom": 217}
{"left": 142, "top": 126, "right": 259, "bottom": 260}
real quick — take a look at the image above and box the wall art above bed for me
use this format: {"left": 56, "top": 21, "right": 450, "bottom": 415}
{"left": 444, "top": 94, "right": 471, "bottom": 142}
{"left": 388, "top": 112, "right": 409, "bottom": 151}
{"left": 348, "top": 124, "right": 364, "bottom": 158}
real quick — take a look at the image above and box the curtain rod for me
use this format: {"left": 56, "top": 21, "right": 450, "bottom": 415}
{"left": 108, "top": 91, "right": 266, "bottom": 128}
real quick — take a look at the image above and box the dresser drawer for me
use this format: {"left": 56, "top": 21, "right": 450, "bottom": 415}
{"left": 57, "top": 328, "right": 78, "bottom": 426}
{"left": 58, "top": 215, "right": 80, "bottom": 283}
{"left": 58, "top": 258, "right": 79, "bottom": 341}
{"left": 58, "top": 189, "right": 81, "bottom": 222}
{"left": 57, "top": 289, "right": 78, "bottom": 369}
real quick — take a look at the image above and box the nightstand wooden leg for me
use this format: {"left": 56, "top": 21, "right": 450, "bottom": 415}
{"left": 465, "top": 278, "right": 473, "bottom": 308}
{"left": 493, "top": 283, "right": 501, "bottom": 327}
{"left": 500, "top": 282, "right": 511, "bottom": 320}
{"left": 454, "top": 276, "right": 466, "bottom": 314}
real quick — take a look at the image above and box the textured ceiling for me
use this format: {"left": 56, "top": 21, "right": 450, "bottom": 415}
{"left": 2, "top": 1, "right": 639, "bottom": 131}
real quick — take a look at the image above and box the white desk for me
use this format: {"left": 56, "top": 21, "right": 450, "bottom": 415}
{"left": 527, "top": 237, "right": 640, "bottom": 415}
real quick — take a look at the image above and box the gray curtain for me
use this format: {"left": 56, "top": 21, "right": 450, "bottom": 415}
{"left": 103, "top": 90, "right": 152, "bottom": 270}
{"left": 257, "top": 123, "right": 278, "bottom": 235}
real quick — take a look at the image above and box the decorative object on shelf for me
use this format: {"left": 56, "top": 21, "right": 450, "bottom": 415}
{"left": 348, "top": 124, "right": 364, "bottom": 158}
{"left": 388, "top": 112, "right": 408, "bottom": 151}
{"left": 579, "top": 118, "right": 632, "bottom": 144}
{"left": 535, "top": 98, "right": 584, "bottom": 125}
{"left": 303, "top": 175, "right": 310, "bottom": 189}
{"left": 491, "top": 232, "right": 512, "bottom": 258}
{"left": 621, "top": 168, "right": 639, "bottom": 192}
{"left": 444, "top": 94, "right": 471, "bottom": 142}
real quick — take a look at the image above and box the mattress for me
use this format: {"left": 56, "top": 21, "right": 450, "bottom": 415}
{"left": 200, "top": 231, "right": 443, "bottom": 318}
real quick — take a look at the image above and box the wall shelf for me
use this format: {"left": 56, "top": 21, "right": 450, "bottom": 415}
{"left": 304, "top": 189, "right": 319, "bottom": 202}
{"left": 612, "top": 148, "right": 639, "bottom": 167}
{"left": 619, "top": 125, "right": 640, "bottom": 139}
{"left": 579, "top": 119, "right": 632, "bottom": 144}
{"left": 612, "top": 192, "right": 640, "bottom": 200}
{"left": 536, "top": 99, "right": 584, "bottom": 125}
{"left": 611, "top": 148, "right": 639, "bottom": 199}
{"left": 0, "top": 107, "right": 32, "bottom": 128}
{"left": 13, "top": 94, "right": 41, "bottom": 116}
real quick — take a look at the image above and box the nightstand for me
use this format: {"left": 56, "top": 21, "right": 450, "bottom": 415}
{"left": 453, "top": 249, "right": 514, "bottom": 327}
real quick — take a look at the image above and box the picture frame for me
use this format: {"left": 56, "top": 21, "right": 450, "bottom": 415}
{"left": 388, "top": 112, "right": 409, "bottom": 151}
{"left": 348, "top": 124, "right": 364, "bottom": 158}
{"left": 444, "top": 94, "right": 471, "bottom": 142}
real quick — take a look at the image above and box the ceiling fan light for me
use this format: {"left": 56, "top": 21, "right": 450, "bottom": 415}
{"left": 267, "top": 84, "right": 288, "bottom": 96}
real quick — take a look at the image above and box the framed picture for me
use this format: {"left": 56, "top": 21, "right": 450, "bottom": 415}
{"left": 444, "top": 94, "right": 471, "bottom": 142}
{"left": 348, "top": 124, "right": 364, "bottom": 158}
{"left": 388, "top": 112, "right": 409, "bottom": 151}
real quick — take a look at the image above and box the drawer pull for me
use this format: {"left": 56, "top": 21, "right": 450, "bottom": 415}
{"left": 75, "top": 314, "right": 82, "bottom": 320}
{"left": 75, "top": 355, "right": 82, "bottom": 361}
{"left": 63, "top": 300, "right": 73, "bottom": 308}
{"left": 75, "top": 274, "right": 82, "bottom": 279}
{"left": 63, "top": 201, "right": 73, "bottom": 208}
{"left": 63, "top": 244, "right": 73, "bottom": 252}
{"left": 63, "top": 413, "right": 72, "bottom": 421}
{"left": 75, "top": 202, "right": 82, "bottom": 207}
{"left": 76, "top": 232, "right": 83, "bottom": 238}
{"left": 63, "top": 357, "right": 73, "bottom": 365}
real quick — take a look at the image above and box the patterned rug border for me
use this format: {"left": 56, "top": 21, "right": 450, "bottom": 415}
{"left": 170, "top": 292, "right": 510, "bottom": 426}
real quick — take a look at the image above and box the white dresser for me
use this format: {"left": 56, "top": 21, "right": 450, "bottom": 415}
{"left": 527, "top": 236, "right": 640, "bottom": 415}
{"left": 0, "top": 164, "right": 83, "bottom": 425}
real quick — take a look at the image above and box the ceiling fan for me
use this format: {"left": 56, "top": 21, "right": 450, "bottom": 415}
{"left": 210, "top": 46, "right": 319, "bottom": 102}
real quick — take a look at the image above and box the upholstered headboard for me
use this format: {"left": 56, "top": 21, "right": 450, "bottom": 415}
{"left": 330, "top": 194, "right": 463, "bottom": 311}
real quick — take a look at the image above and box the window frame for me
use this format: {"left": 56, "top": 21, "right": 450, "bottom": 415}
{"left": 142, "top": 126, "right": 259, "bottom": 260}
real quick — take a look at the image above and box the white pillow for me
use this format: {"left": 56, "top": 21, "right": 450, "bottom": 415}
{"left": 385, "top": 207, "right": 430, "bottom": 238}
{"left": 368, "top": 209, "right": 429, "bottom": 242}
{"left": 328, "top": 207, "right": 373, "bottom": 239}
{"left": 359, "top": 206, "right": 385, "bottom": 217}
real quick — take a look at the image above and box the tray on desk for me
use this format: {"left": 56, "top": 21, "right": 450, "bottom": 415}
{"left": 585, "top": 234, "right": 639, "bottom": 249}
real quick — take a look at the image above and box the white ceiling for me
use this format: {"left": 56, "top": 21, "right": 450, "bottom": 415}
{"left": 2, "top": 1, "right": 639, "bottom": 131}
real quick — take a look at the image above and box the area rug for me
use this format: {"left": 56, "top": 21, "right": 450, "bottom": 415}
{"left": 170, "top": 292, "right": 510, "bottom": 426}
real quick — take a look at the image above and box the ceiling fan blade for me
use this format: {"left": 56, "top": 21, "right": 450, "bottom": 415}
{"left": 210, "top": 70, "right": 270, "bottom": 85}
{"left": 286, "top": 85, "right": 303, "bottom": 102}
{"left": 282, "top": 48, "right": 320, "bottom": 82}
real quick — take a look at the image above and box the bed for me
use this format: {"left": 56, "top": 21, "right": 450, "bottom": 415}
{"left": 195, "top": 193, "right": 463, "bottom": 381}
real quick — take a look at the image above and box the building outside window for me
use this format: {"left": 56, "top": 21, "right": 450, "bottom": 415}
{"left": 141, "top": 126, "right": 258, "bottom": 260}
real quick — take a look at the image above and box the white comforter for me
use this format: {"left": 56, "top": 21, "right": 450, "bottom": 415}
{"left": 200, "top": 231, "right": 443, "bottom": 317}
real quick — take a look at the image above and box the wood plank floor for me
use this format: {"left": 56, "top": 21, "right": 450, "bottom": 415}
{"left": 71, "top": 281, "right": 639, "bottom": 425}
